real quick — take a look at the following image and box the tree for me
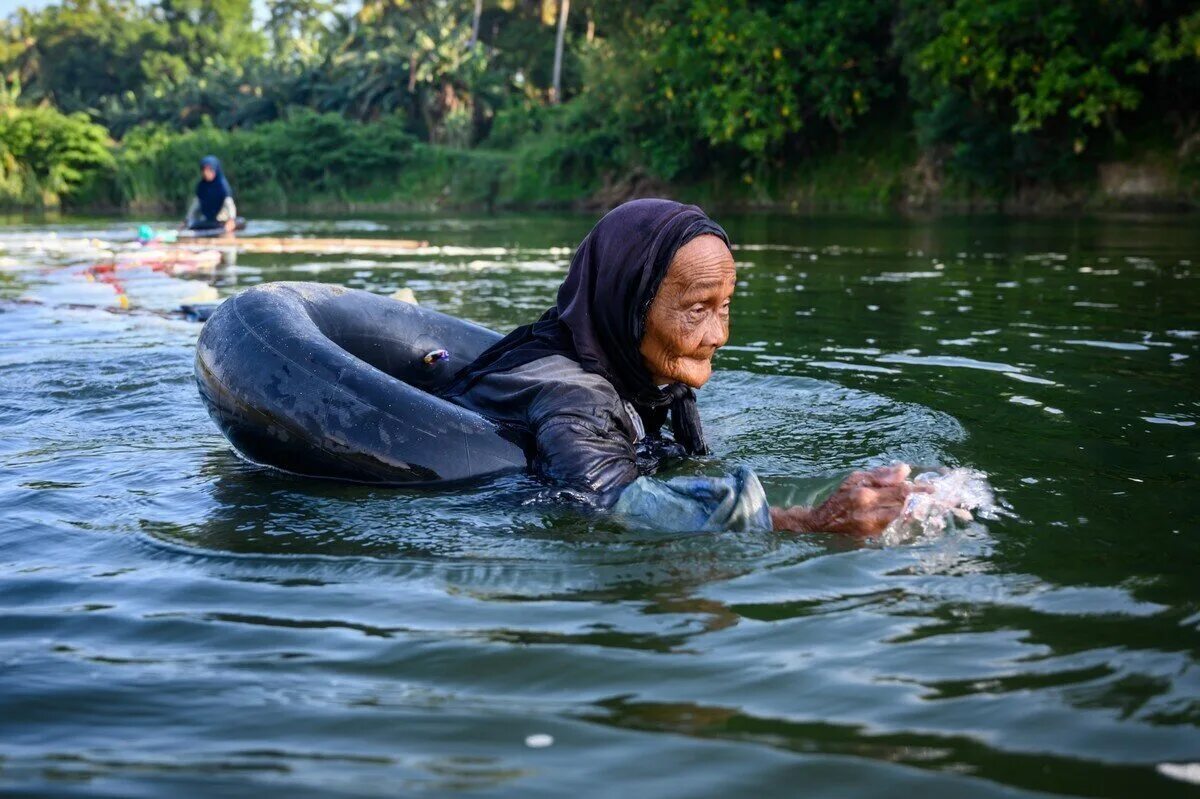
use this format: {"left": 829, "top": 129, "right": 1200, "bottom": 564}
{"left": 896, "top": 0, "right": 1196, "bottom": 189}
{"left": 550, "top": 0, "right": 568, "bottom": 104}
{"left": 0, "top": 0, "right": 169, "bottom": 114}
{"left": 322, "top": 0, "right": 494, "bottom": 144}
{"left": 151, "top": 0, "right": 265, "bottom": 77}
{"left": 0, "top": 104, "right": 113, "bottom": 206}
{"left": 469, "top": 0, "right": 482, "bottom": 46}
{"left": 585, "top": 0, "right": 893, "bottom": 176}
{"left": 266, "top": 0, "right": 337, "bottom": 64}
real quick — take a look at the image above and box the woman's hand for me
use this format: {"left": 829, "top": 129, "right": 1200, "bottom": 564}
{"left": 770, "top": 464, "right": 931, "bottom": 536}
{"left": 223, "top": 218, "right": 237, "bottom": 234}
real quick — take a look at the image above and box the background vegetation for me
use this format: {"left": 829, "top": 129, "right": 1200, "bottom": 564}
{"left": 1, "top": 0, "right": 1197, "bottom": 212}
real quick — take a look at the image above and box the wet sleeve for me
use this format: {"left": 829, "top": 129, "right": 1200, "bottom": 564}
{"left": 185, "top": 197, "right": 200, "bottom": 225}
{"left": 612, "top": 466, "right": 772, "bottom": 533}
{"left": 525, "top": 375, "right": 771, "bottom": 533}
{"left": 533, "top": 413, "right": 641, "bottom": 498}
{"left": 533, "top": 409, "right": 771, "bottom": 532}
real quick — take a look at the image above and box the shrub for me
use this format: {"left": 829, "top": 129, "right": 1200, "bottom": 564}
{"left": 0, "top": 105, "right": 114, "bottom": 207}
{"left": 116, "top": 110, "right": 418, "bottom": 210}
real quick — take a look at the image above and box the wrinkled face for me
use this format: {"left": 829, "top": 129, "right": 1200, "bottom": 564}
{"left": 640, "top": 234, "right": 736, "bottom": 388}
{"left": 201, "top": 165, "right": 217, "bottom": 182}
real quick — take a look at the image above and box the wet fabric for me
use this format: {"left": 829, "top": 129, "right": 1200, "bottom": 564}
{"left": 613, "top": 466, "right": 772, "bottom": 533}
{"left": 195, "top": 155, "right": 233, "bottom": 222}
{"left": 450, "top": 353, "right": 771, "bottom": 532}
{"left": 449, "top": 354, "right": 682, "bottom": 498}
{"left": 444, "top": 198, "right": 729, "bottom": 456}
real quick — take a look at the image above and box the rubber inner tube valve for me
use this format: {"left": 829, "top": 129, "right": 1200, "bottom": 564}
{"left": 423, "top": 349, "right": 450, "bottom": 365}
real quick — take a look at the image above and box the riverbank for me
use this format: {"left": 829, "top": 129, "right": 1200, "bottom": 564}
{"left": 20, "top": 106, "right": 1200, "bottom": 218}
{"left": 107, "top": 139, "right": 1200, "bottom": 217}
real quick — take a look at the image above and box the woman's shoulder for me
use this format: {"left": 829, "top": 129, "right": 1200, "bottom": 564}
{"left": 508, "top": 355, "right": 625, "bottom": 418}
{"left": 453, "top": 354, "right": 627, "bottom": 429}
{"left": 508, "top": 355, "right": 619, "bottom": 396}
{"left": 503, "top": 355, "right": 633, "bottom": 426}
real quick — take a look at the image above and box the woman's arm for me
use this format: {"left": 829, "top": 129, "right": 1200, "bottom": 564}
{"left": 183, "top": 197, "right": 200, "bottom": 228}
{"left": 218, "top": 197, "right": 238, "bottom": 233}
{"left": 533, "top": 413, "right": 641, "bottom": 497}
{"left": 613, "top": 466, "right": 771, "bottom": 532}
{"left": 535, "top": 416, "right": 771, "bottom": 532}
{"left": 770, "top": 464, "right": 930, "bottom": 536}
{"left": 534, "top": 409, "right": 925, "bottom": 535}
{"left": 533, "top": 408, "right": 773, "bottom": 530}
{"left": 521, "top": 365, "right": 924, "bottom": 534}
{"left": 531, "top": 410, "right": 760, "bottom": 532}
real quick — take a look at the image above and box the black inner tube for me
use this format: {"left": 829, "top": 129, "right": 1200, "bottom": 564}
{"left": 195, "top": 282, "right": 529, "bottom": 485}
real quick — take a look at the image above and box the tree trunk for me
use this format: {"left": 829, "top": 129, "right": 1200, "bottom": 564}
{"left": 550, "top": 0, "right": 569, "bottom": 105}
{"left": 470, "top": 0, "right": 482, "bottom": 46}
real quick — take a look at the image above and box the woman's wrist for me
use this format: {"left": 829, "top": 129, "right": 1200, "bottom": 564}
{"left": 770, "top": 505, "right": 818, "bottom": 532}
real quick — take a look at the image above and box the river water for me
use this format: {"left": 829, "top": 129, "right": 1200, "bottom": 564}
{"left": 0, "top": 213, "right": 1197, "bottom": 798}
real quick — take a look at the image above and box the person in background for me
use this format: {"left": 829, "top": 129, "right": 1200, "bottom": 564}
{"left": 183, "top": 156, "right": 237, "bottom": 234}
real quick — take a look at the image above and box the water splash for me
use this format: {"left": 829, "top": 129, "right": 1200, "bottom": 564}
{"left": 881, "top": 468, "right": 998, "bottom": 545}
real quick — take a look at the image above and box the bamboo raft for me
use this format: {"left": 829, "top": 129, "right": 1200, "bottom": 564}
{"left": 171, "top": 236, "right": 429, "bottom": 256}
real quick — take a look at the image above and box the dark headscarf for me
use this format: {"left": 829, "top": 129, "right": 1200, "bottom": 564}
{"left": 444, "top": 198, "right": 730, "bottom": 455}
{"left": 195, "top": 155, "right": 232, "bottom": 221}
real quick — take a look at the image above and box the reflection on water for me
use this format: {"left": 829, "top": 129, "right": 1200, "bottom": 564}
{"left": 0, "top": 213, "right": 1198, "bottom": 798}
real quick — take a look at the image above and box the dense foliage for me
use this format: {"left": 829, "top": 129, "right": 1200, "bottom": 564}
{"left": 0, "top": 103, "right": 113, "bottom": 206}
{"left": 117, "top": 110, "right": 417, "bottom": 210}
{"left": 0, "top": 0, "right": 1196, "bottom": 209}
{"left": 593, "top": 0, "right": 895, "bottom": 177}
{"left": 896, "top": 0, "right": 1199, "bottom": 190}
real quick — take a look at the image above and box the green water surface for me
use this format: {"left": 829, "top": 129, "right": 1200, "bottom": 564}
{"left": 0, "top": 212, "right": 1197, "bottom": 798}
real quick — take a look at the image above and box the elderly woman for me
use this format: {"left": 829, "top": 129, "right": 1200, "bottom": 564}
{"left": 444, "top": 199, "right": 924, "bottom": 534}
{"left": 183, "top": 156, "right": 238, "bottom": 234}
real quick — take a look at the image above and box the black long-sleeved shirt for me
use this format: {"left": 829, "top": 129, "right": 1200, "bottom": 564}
{"left": 449, "top": 354, "right": 770, "bottom": 532}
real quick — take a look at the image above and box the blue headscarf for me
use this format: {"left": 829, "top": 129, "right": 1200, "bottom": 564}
{"left": 195, "top": 155, "right": 233, "bottom": 221}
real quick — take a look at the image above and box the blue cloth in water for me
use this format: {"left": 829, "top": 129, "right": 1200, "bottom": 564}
{"left": 613, "top": 465, "right": 771, "bottom": 533}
